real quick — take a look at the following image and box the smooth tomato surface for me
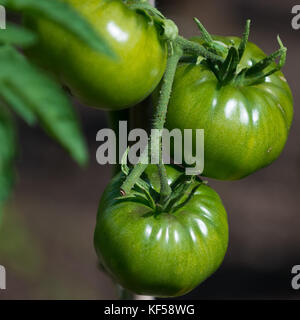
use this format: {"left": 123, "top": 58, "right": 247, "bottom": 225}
{"left": 26, "top": 0, "right": 167, "bottom": 110}
{"left": 165, "top": 36, "right": 293, "bottom": 180}
{"left": 94, "top": 165, "right": 228, "bottom": 297}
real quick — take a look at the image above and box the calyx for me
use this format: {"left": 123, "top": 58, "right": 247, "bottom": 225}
{"left": 189, "top": 19, "right": 287, "bottom": 87}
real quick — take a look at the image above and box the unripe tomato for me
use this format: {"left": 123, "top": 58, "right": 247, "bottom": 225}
{"left": 94, "top": 165, "right": 228, "bottom": 297}
{"left": 164, "top": 36, "right": 293, "bottom": 180}
{"left": 25, "top": 0, "right": 167, "bottom": 110}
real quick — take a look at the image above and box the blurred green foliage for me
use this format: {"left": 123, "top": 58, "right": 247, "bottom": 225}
{"left": 0, "top": 0, "right": 115, "bottom": 223}
{"left": 0, "top": 208, "right": 43, "bottom": 279}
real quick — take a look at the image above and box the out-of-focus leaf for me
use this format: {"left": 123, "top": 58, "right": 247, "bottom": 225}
{"left": 0, "top": 23, "right": 37, "bottom": 47}
{"left": 0, "top": 107, "right": 16, "bottom": 223}
{"left": 0, "top": 46, "right": 88, "bottom": 166}
{"left": 0, "top": 208, "right": 43, "bottom": 277}
{"left": 0, "top": 106, "right": 16, "bottom": 165}
{"left": 0, "top": 81, "right": 37, "bottom": 125}
{"left": 0, "top": 163, "right": 15, "bottom": 203}
{"left": 0, "top": 0, "right": 115, "bottom": 57}
{"left": 0, "top": 163, "right": 15, "bottom": 223}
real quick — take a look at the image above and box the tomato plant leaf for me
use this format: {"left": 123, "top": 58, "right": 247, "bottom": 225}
{"left": 120, "top": 148, "right": 154, "bottom": 206}
{"left": 0, "top": 162, "right": 15, "bottom": 223}
{"left": 219, "top": 46, "right": 239, "bottom": 84}
{"left": 0, "top": 107, "right": 16, "bottom": 168}
{"left": 0, "top": 81, "right": 37, "bottom": 125}
{"left": 0, "top": 46, "right": 88, "bottom": 166}
{"left": 0, "top": 0, "right": 115, "bottom": 57}
{"left": 238, "top": 20, "right": 251, "bottom": 61}
{"left": 193, "top": 18, "right": 227, "bottom": 56}
{"left": 115, "top": 190, "right": 155, "bottom": 210}
{"left": 0, "top": 107, "right": 16, "bottom": 223}
{"left": 0, "top": 23, "right": 37, "bottom": 47}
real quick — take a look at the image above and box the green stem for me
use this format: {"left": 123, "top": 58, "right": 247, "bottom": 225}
{"left": 157, "top": 162, "right": 171, "bottom": 204}
{"left": 238, "top": 19, "right": 251, "bottom": 60}
{"left": 120, "top": 42, "right": 183, "bottom": 195}
{"left": 175, "top": 36, "right": 224, "bottom": 63}
{"left": 152, "top": 43, "right": 182, "bottom": 146}
{"left": 194, "top": 18, "right": 214, "bottom": 44}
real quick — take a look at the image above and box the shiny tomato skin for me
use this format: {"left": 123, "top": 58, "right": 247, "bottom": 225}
{"left": 94, "top": 165, "right": 228, "bottom": 297}
{"left": 165, "top": 36, "right": 293, "bottom": 180}
{"left": 25, "top": 0, "right": 167, "bottom": 110}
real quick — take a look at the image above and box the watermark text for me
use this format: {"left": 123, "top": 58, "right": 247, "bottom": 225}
{"left": 96, "top": 121, "right": 204, "bottom": 175}
{"left": 0, "top": 5, "right": 6, "bottom": 30}
{"left": 291, "top": 265, "right": 300, "bottom": 290}
{"left": 0, "top": 265, "right": 6, "bottom": 290}
{"left": 292, "top": 5, "right": 300, "bottom": 30}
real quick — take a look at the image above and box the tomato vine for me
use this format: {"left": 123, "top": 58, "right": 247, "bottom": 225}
{"left": 120, "top": 0, "right": 288, "bottom": 199}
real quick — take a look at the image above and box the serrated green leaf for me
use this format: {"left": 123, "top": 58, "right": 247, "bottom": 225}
{"left": 0, "top": 81, "right": 37, "bottom": 125}
{"left": 0, "top": 23, "right": 37, "bottom": 47}
{"left": 1, "top": 0, "right": 115, "bottom": 57}
{"left": 0, "top": 46, "right": 88, "bottom": 166}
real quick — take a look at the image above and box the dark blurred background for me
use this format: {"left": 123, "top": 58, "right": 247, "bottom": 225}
{"left": 0, "top": 0, "right": 300, "bottom": 300}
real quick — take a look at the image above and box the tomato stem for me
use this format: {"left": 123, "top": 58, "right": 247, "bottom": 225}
{"left": 175, "top": 36, "right": 224, "bottom": 63}
{"left": 193, "top": 18, "right": 227, "bottom": 56}
{"left": 157, "top": 163, "right": 172, "bottom": 204}
{"left": 120, "top": 42, "right": 183, "bottom": 196}
{"left": 238, "top": 19, "right": 251, "bottom": 61}
{"left": 119, "top": 15, "right": 224, "bottom": 197}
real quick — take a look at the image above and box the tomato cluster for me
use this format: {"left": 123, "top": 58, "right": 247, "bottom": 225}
{"left": 27, "top": 0, "right": 293, "bottom": 298}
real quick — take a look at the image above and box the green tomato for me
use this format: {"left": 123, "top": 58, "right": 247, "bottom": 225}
{"left": 94, "top": 165, "right": 228, "bottom": 297}
{"left": 165, "top": 36, "right": 293, "bottom": 180}
{"left": 25, "top": 0, "right": 167, "bottom": 110}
